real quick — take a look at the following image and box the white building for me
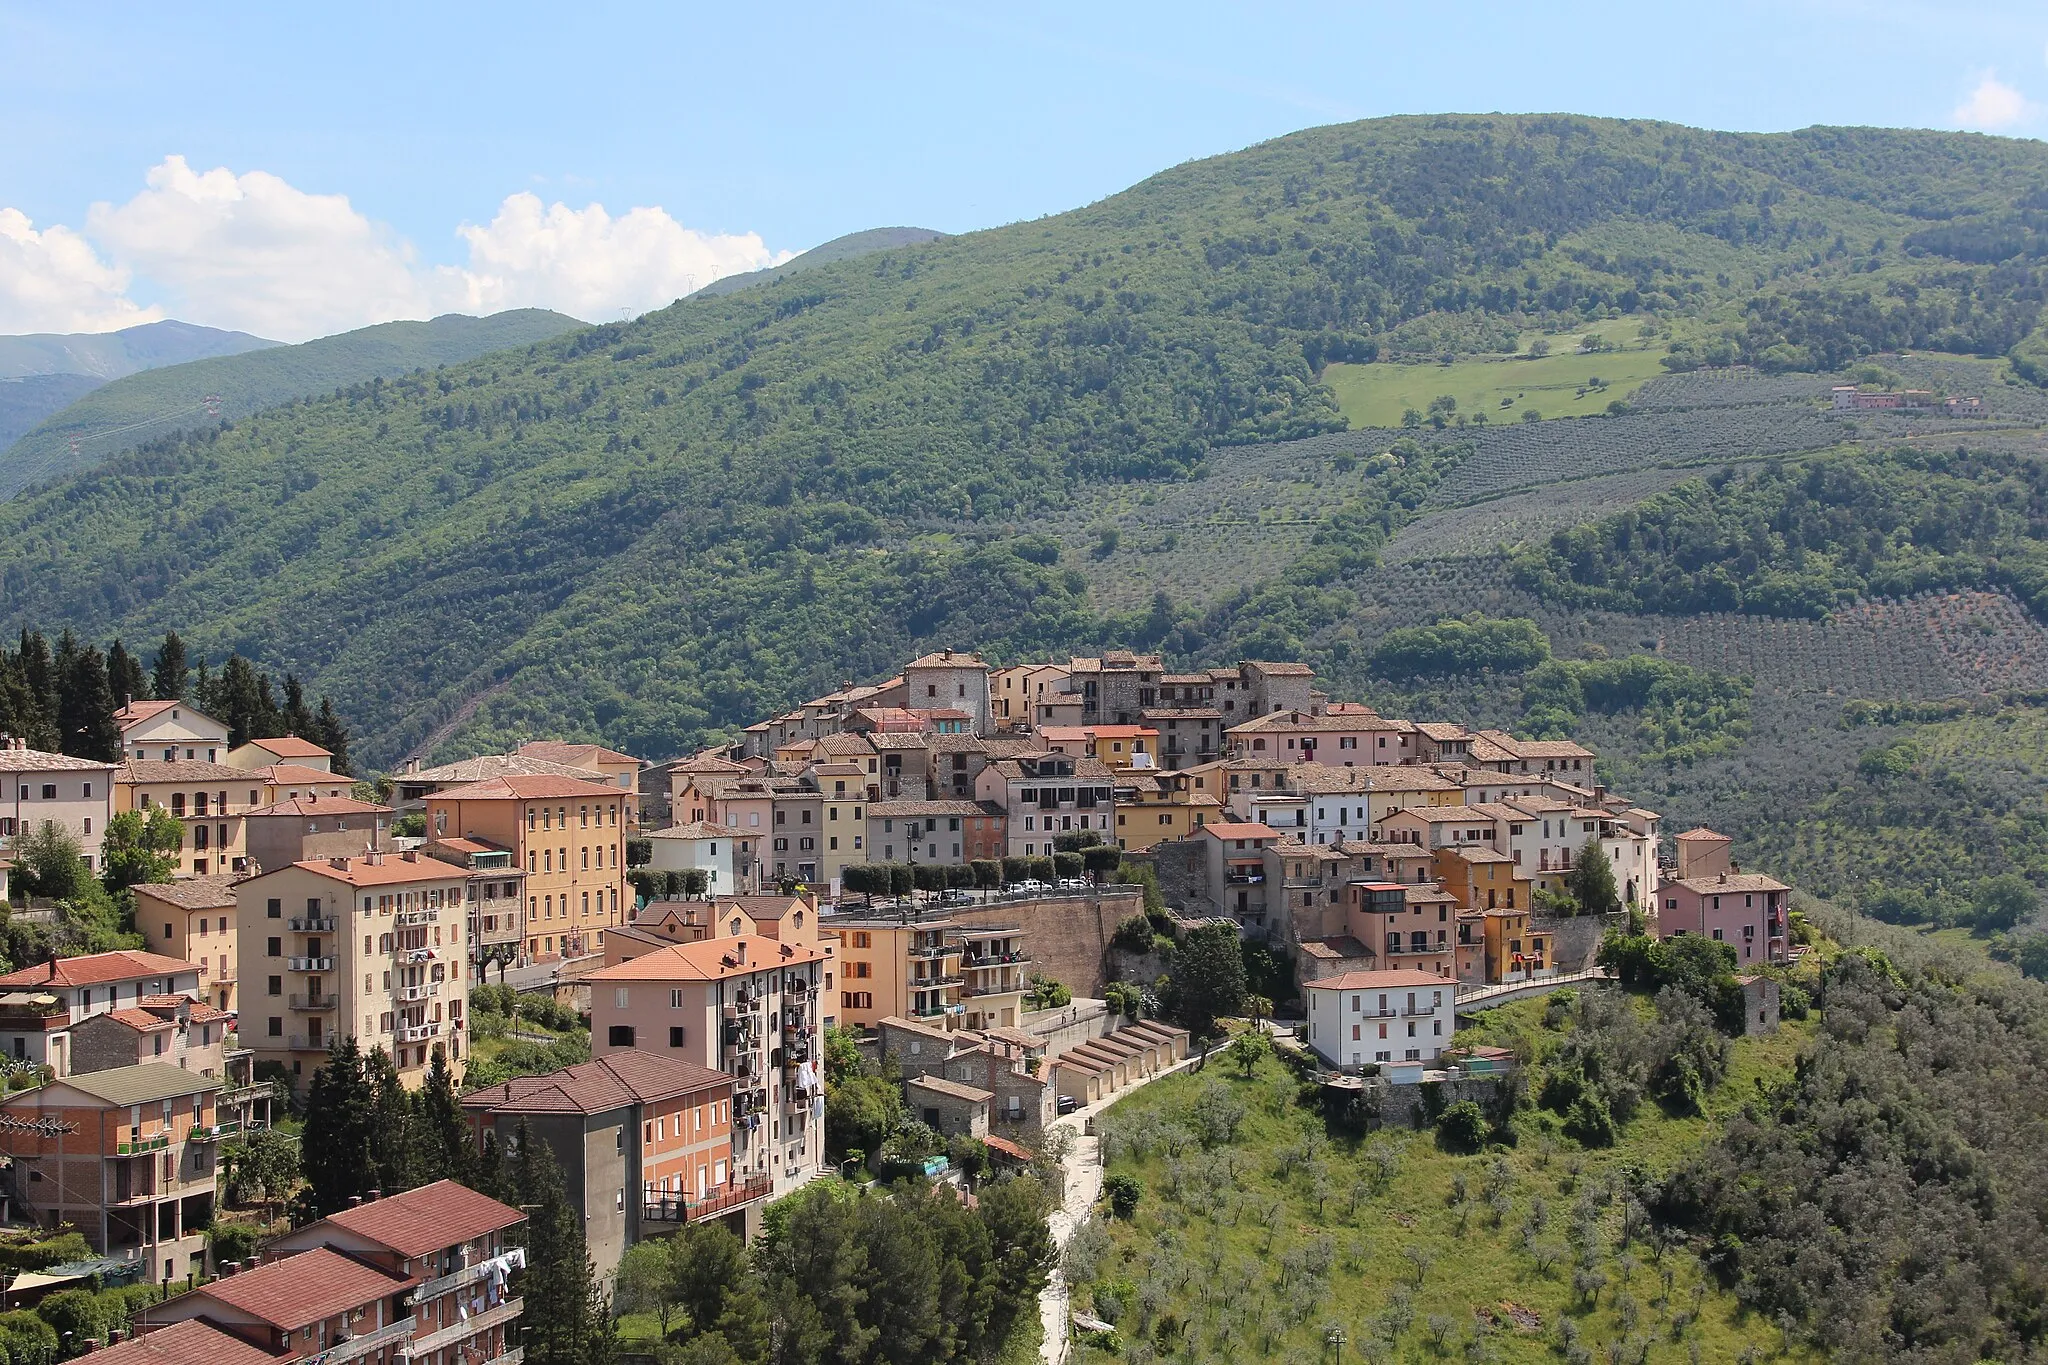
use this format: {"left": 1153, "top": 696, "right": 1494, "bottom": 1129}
{"left": 1304, "top": 969, "right": 1455, "bottom": 1069}
{"left": 114, "top": 700, "right": 230, "bottom": 766}
{"left": 644, "top": 821, "right": 741, "bottom": 896}
{"left": 973, "top": 752, "right": 1118, "bottom": 858}
{"left": 0, "top": 741, "right": 118, "bottom": 872}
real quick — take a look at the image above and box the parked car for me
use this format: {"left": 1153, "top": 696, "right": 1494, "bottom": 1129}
{"left": 1010, "top": 878, "right": 1050, "bottom": 894}
{"left": 1056, "top": 877, "right": 1088, "bottom": 890}
{"left": 1057, "top": 1095, "right": 1079, "bottom": 1115}
{"left": 939, "top": 888, "right": 972, "bottom": 905}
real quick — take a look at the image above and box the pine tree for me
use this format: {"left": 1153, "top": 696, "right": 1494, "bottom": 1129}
{"left": 18, "top": 630, "right": 54, "bottom": 737}
{"left": 302, "top": 1039, "right": 376, "bottom": 1217}
{"left": 281, "top": 674, "right": 316, "bottom": 739}
{"left": 150, "top": 631, "right": 188, "bottom": 701}
{"left": 365, "top": 1047, "right": 423, "bottom": 1196}
{"left": 105, "top": 640, "right": 146, "bottom": 710}
{"left": 213, "top": 654, "right": 282, "bottom": 749}
{"left": 312, "top": 697, "right": 352, "bottom": 775}
{"left": 511, "top": 1123, "right": 603, "bottom": 1365}
{"left": 417, "top": 1047, "right": 473, "bottom": 1186}
{"left": 59, "top": 642, "right": 119, "bottom": 762}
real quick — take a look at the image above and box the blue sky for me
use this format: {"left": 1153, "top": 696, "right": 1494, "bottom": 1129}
{"left": 3, "top": 1, "right": 2046, "bottom": 339}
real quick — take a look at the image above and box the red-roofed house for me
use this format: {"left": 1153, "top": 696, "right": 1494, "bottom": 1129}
{"left": 242, "top": 794, "right": 391, "bottom": 877}
{"left": 1303, "top": 969, "right": 1454, "bottom": 1070}
{"left": 88, "top": 1316, "right": 282, "bottom": 1365}
{"left": 515, "top": 739, "right": 646, "bottom": 809}
{"left": 236, "top": 853, "right": 470, "bottom": 1086}
{"left": 140, "top": 1244, "right": 416, "bottom": 1362}
{"left": 1197, "top": 822, "right": 1282, "bottom": 928}
{"left": 0, "top": 951, "right": 202, "bottom": 1075}
{"left": 591, "top": 935, "right": 827, "bottom": 1199}
{"left": 115, "top": 700, "right": 229, "bottom": 766}
{"left": 227, "top": 735, "right": 334, "bottom": 772}
{"left": 426, "top": 775, "right": 629, "bottom": 963}
{"left": 465, "top": 1053, "right": 743, "bottom": 1272}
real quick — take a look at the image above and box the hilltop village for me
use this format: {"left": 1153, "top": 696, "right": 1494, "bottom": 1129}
{"left": 0, "top": 646, "right": 1796, "bottom": 1361}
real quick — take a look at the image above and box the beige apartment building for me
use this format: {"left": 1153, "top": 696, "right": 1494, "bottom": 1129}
{"left": 0, "top": 741, "right": 117, "bottom": 873}
{"left": 237, "top": 852, "right": 470, "bottom": 1085}
{"left": 827, "top": 915, "right": 1030, "bottom": 1033}
{"left": 115, "top": 760, "right": 259, "bottom": 878}
{"left": 136, "top": 876, "right": 241, "bottom": 1012}
{"left": 114, "top": 700, "right": 229, "bottom": 765}
{"left": 425, "top": 775, "right": 628, "bottom": 962}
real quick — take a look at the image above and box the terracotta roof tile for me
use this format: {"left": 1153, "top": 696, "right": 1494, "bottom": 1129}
{"left": 242, "top": 855, "right": 469, "bottom": 889}
{"left": 462, "top": 1054, "right": 731, "bottom": 1119}
{"left": 119, "top": 759, "right": 245, "bottom": 783}
{"left": 189, "top": 1246, "right": 414, "bottom": 1329}
{"left": 96, "top": 1318, "right": 281, "bottom": 1365}
{"left": 1303, "top": 969, "right": 1451, "bottom": 991}
{"left": 242, "top": 736, "right": 333, "bottom": 758}
{"left": 311, "top": 1179, "right": 524, "bottom": 1258}
{"left": 428, "top": 774, "right": 621, "bottom": 801}
{"left": 589, "top": 934, "right": 826, "bottom": 981}
{"left": 0, "top": 950, "right": 196, "bottom": 990}
{"left": 0, "top": 747, "right": 118, "bottom": 773}
{"left": 130, "top": 876, "right": 245, "bottom": 910}
{"left": 518, "top": 739, "right": 643, "bottom": 767}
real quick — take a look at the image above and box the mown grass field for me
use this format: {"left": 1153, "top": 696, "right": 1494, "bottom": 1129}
{"left": 1323, "top": 346, "right": 1672, "bottom": 429}
{"left": 1071, "top": 999, "right": 1817, "bottom": 1363}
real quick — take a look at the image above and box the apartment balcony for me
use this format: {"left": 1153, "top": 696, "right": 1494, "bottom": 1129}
{"left": 286, "top": 1034, "right": 333, "bottom": 1051}
{"left": 411, "top": 1258, "right": 502, "bottom": 1305}
{"left": 289, "top": 915, "right": 337, "bottom": 933}
{"left": 643, "top": 1175, "right": 774, "bottom": 1225}
{"left": 962, "top": 953, "right": 1029, "bottom": 970}
{"left": 287, "top": 994, "right": 338, "bottom": 1011}
{"left": 324, "top": 1316, "right": 416, "bottom": 1364}
{"left": 287, "top": 955, "right": 334, "bottom": 972}
{"left": 1223, "top": 871, "right": 1263, "bottom": 885}
{"left": 408, "top": 1299, "right": 521, "bottom": 1358}
{"left": 906, "top": 942, "right": 955, "bottom": 960}
{"left": 116, "top": 1131, "right": 169, "bottom": 1155}
{"left": 398, "top": 983, "right": 440, "bottom": 1003}
{"left": 397, "top": 908, "right": 440, "bottom": 927}
{"left": 484, "top": 1349, "right": 525, "bottom": 1365}
{"left": 397, "top": 1021, "right": 443, "bottom": 1044}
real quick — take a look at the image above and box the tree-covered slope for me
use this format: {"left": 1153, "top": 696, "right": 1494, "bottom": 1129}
{"left": 3, "top": 114, "right": 2047, "bottom": 768}
{"left": 0, "top": 309, "right": 586, "bottom": 496}
{"left": 0, "top": 374, "right": 100, "bottom": 452}
{"left": 0, "top": 318, "right": 276, "bottom": 381}
{"left": 690, "top": 225, "right": 945, "bottom": 298}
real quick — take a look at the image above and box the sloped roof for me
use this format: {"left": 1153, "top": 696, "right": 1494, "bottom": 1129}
{"left": 94, "top": 1318, "right": 281, "bottom": 1365}
{"left": 588, "top": 934, "right": 826, "bottom": 981}
{"left": 648, "top": 821, "right": 741, "bottom": 839}
{"left": 130, "top": 875, "right": 243, "bottom": 910}
{"left": 464, "top": 1053, "right": 732, "bottom": 1119}
{"left": 0, "top": 746, "right": 118, "bottom": 773}
{"left": 240, "top": 736, "right": 332, "bottom": 759}
{"left": 429, "top": 774, "right": 619, "bottom": 801}
{"left": 518, "top": 739, "right": 643, "bottom": 767}
{"left": 246, "top": 795, "right": 388, "bottom": 818}
{"left": 1668, "top": 873, "right": 1789, "bottom": 894}
{"left": 906, "top": 1074, "right": 993, "bottom": 1104}
{"left": 32, "top": 1062, "right": 218, "bottom": 1106}
{"left": 312, "top": 1178, "right": 524, "bottom": 1257}
{"left": 1303, "top": 969, "right": 1452, "bottom": 991}
{"left": 192, "top": 1246, "right": 413, "bottom": 1329}
{"left": 119, "top": 760, "right": 244, "bottom": 783}
{"left": 0, "top": 950, "right": 195, "bottom": 990}
{"left": 243, "top": 854, "right": 468, "bottom": 888}
{"left": 404, "top": 754, "right": 601, "bottom": 786}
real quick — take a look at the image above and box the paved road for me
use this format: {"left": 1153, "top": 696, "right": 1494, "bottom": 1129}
{"left": 1036, "top": 1050, "right": 1203, "bottom": 1364}
{"left": 477, "top": 953, "right": 603, "bottom": 994}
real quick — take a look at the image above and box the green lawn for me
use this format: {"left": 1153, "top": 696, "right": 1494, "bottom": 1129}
{"left": 1068, "top": 1000, "right": 1817, "bottom": 1363}
{"left": 1322, "top": 345, "right": 1673, "bottom": 429}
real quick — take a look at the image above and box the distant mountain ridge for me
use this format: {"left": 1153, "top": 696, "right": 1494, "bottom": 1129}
{"left": 0, "top": 309, "right": 587, "bottom": 497}
{"left": 0, "top": 319, "right": 277, "bottom": 381}
{"left": 690, "top": 226, "right": 945, "bottom": 298}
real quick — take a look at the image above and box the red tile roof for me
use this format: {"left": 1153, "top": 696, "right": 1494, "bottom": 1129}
{"left": 463, "top": 1053, "right": 731, "bottom": 1118}
{"left": 589, "top": 934, "right": 826, "bottom": 982}
{"left": 244, "top": 736, "right": 333, "bottom": 758}
{"left": 113, "top": 700, "right": 180, "bottom": 724}
{"left": 194, "top": 1245, "right": 413, "bottom": 1329}
{"left": 517, "top": 739, "right": 643, "bottom": 767}
{"left": 1200, "top": 822, "right": 1280, "bottom": 840}
{"left": 311, "top": 1179, "right": 524, "bottom": 1259}
{"left": 279, "top": 855, "right": 470, "bottom": 888}
{"left": 0, "top": 950, "right": 196, "bottom": 990}
{"left": 1304, "top": 969, "right": 1453, "bottom": 991}
{"left": 255, "top": 764, "right": 350, "bottom": 786}
{"left": 428, "top": 774, "right": 621, "bottom": 801}
{"left": 247, "top": 795, "right": 389, "bottom": 817}
{"left": 96, "top": 1318, "right": 281, "bottom": 1365}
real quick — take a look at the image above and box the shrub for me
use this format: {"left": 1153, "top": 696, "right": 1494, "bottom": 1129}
{"left": 970, "top": 859, "right": 1002, "bottom": 890}
{"left": 1053, "top": 851, "right": 1084, "bottom": 880}
{"left": 208, "top": 1221, "right": 260, "bottom": 1266}
{"left": 1104, "top": 1173, "right": 1142, "bottom": 1219}
{"left": 1111, "top": 914, "right": 1155, "bottom": 953}
{"left": 1436, "top": 1101, "right": 1488, "bottom": 1153}
{"left": 1564, "top": 1094, "right": 1617, "bottom": 1147}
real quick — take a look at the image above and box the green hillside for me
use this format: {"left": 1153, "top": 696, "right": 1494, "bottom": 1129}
{"left": 0, "top": 318, "right": 276, "bottom": 381}
{"left": 690, "top": 225, "right": 946, "bottom": 298}
{"left": 0, "top": 373, "right": 101, "bottom": 451}
{"left": 3, "top": 115, "right": 2048, "bottom": 769}
{"left": 0, "top": 309, "right": 587, "bottom": 497}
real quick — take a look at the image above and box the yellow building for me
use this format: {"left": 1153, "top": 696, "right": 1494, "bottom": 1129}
{"left": 115, "top": 760, "right": 258, "bottom": 877}
{"left": 135, "top": 876, "right": 241, "bottom": 1012}
{"left": 1430, "top": 845, "right": 1532, "bottom": 913}
{"left": 1115, "top": 769, "right": 1223, "bottom": 851}
{"left": 425, "top": 775, "right": 628, "bottom": 961}
{"left": 828, "top": 915, "right": 1033, "bottom": 1033}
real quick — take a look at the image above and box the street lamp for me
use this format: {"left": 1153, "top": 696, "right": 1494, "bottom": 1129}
{"left": 1324, "top": 1325, "right": 1347, "bottom": 1363}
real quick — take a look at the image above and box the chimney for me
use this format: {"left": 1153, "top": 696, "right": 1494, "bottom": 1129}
{"left": 736, "top": 941, "right": 747, "bottom": 964}
{"left": 1718, "top": 872, "right": 1728, "bottom": 884}
{"left": 401, "top": 850, "right": 419, "bottom": 863}
{"left": 220, "top": 1261, "right": 239, "bottom": 1276}
{"left": 108, "top": 1330, "right": 124, "bottom": 1345}
{"left": 330, "top": 856, "right": 351, "bottom": 871}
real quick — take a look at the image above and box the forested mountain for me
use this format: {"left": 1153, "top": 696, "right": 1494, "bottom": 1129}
{"left": 689, "top": 225, "right": 946, "bottom": 298}
{"left": 3, "top": 115, "right": 2048, "bottom": 768}
{"left": 0, "top": 309, "right": 585, "bottom": 496}
{"left": 0, "top": 318, "right": 276, "bottom": 381}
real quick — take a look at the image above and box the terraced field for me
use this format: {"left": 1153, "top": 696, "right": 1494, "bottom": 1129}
{"left": 1381, "top": 467, "right": 1714, "bottom": 562}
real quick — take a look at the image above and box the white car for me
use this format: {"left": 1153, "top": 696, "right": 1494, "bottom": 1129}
{"left": 1056, "top": 877, "right": 1088, "bottom": 890}
{"left": 1011, "top": 878, "right": 1050, "bottom": 894}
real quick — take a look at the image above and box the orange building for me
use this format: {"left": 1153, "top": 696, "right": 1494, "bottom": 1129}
{"left": 426, "top": 775, "right": 628, "bottom": 961}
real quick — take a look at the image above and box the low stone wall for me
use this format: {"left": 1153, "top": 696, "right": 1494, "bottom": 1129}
{"left": 1530, "top": 911, "right": 1623, "bottom": 972}
{"left": 1020, "top": 998, "right": 1123, "bottom": 1058}
{"left": 1370, "top": 1073, "right": 1516, "bottom": 1131}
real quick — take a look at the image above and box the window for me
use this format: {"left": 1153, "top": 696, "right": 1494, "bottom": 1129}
{"left": 268, "top": 1017, "right": 282, "bottom": 1036}
{"left": 609, "top": 1025, "right": 636, "bottom": 1047}
{"left": 267, "top": 937, "right": 281, "bottom": 957}
{"left": 40, "top": 784, "right": 55, "bottom": 800}
{"left": 268, "top": 975, "right": 281, "bottom": 996}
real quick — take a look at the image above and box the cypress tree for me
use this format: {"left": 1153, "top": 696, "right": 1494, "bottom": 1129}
{"left": 59, "top": 643, "right": 119, "bottom": 762}
{"left": 105, "top": 640, "right": 146, "bottom": 710}
{"left": 313, "top": 697, "right": 352, "bottom": 775}
{"left": 301, "top": 1039, "right": 375, "bottom": 1218}
{"left": 365, "top": 1047, "right": 423, "bottom": 1195}
{"left": 282, "top": 674, "right": 316, "bottom": 739}
{"left": 417, "top": 1046, "right": 472, "bottom": 1186}
{"left": 511, "top": 1122, "right": 604, "bottom": 1365}
{"left": 150, "top": 631, "right": 188, "bottom": 701}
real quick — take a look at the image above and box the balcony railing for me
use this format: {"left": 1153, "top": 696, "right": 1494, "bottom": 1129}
{"left": 287, "top": 955, "right": 334, "bottom": 972}
{"left": 963, "top": 954, "right": 1030, "bottom": 970}
{"left": 643, "top": 1176, "right": 773, "bottom": 1224}
{"left": 484, "top": 1349, "right": 525, "bottom": 1365}
{"left": 289, "top": 915, "right": 337, "bottom": 933}
{"left": 287, "top": 1034, "right": 331, "bottom": 1051}
{"left": 397, "top": 1021, "right": 442, "bottom": 1044}
{"left": 397, "top": 908, "right": 440, "bottom": 926}
{"left": 408, "top": 1298, "right": 521, "bottom": 1357}
{"left": 410, "top": 1258, "right": 498, "bottom": 1304}
{"left": 288, "top": 994, "right": 337, "bottom": 1011}
{"left": 116, "top": 1131, "right": 169, "bottom": 1155}
{"left": 321, "top": 1313, "right": 416, "bottom": 1363}
{"left": 399, "top": 983, "right": 439, "bottom": 1002}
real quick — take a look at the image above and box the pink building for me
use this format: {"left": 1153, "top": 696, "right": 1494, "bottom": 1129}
{"left": 1657, "top": 827, "right": 1789, "bottom": 965}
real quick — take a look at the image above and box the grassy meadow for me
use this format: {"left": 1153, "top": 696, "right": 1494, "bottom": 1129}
{"left": 1068, "top": 998, "right": 1816, "bottom": 1363}
{"left": 1322, "top": 345, "right": 1672, "bottom": 429}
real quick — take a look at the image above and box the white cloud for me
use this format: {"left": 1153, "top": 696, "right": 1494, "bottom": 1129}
{"left": 0, "top": 158, "right": 792, "bottom": 342}
{"left": 85, "top": 156, "right": 429, "bottom": 342}
{"left": 0, "top": 208, "right": 159, "bottom": 334}
{"left": 1953, "top": 73, "right": 2033, "bottom": 131}
{"left": 439, "top": 193, "right": 791, "bottom": 320}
